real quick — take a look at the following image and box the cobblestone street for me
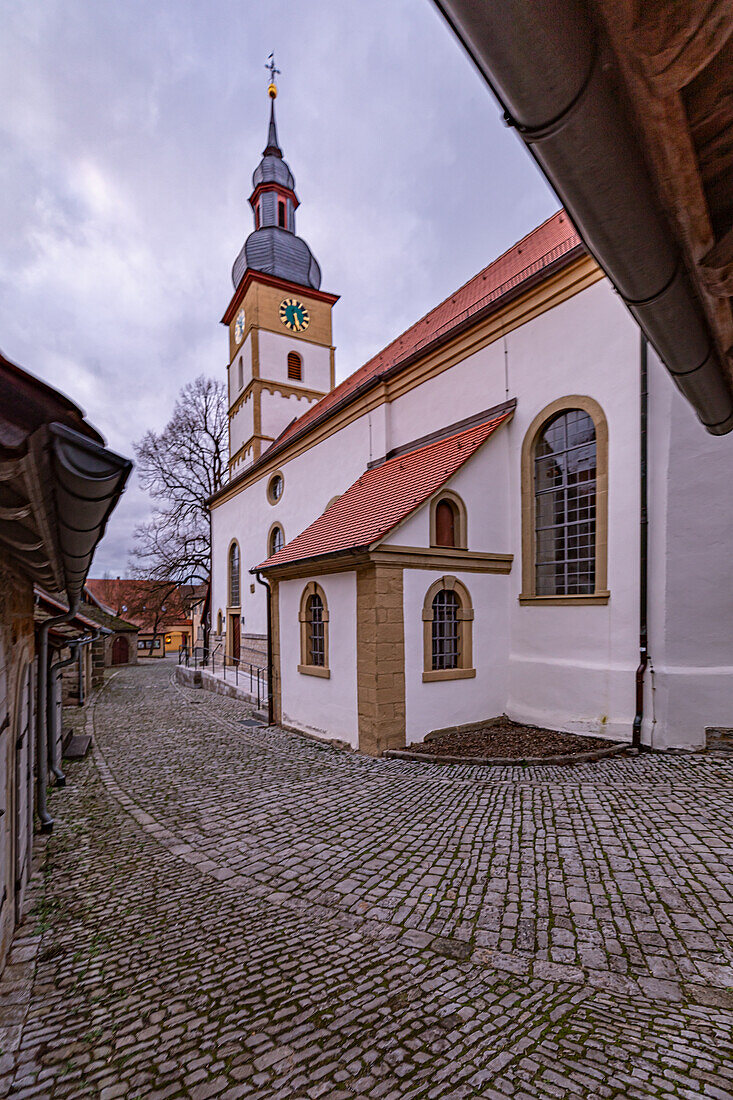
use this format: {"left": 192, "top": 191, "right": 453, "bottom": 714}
{"left": 1, "top": 658, "right": 732, "bottom": 1098}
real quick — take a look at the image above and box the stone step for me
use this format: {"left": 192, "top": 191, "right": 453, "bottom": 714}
{"left": 63, "top": 733, "right": 92, "bottom": 759}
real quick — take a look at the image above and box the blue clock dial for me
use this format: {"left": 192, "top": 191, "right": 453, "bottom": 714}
{"left": 279, "top": 297, "right": 310, "bottom": 332}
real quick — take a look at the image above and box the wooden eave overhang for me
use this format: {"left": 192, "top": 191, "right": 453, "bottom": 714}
{"left": 221, "top": 269, "right": 340, "bottom": 326}
{"left": 592, "top": 1, "right": 733, "bottom": 388}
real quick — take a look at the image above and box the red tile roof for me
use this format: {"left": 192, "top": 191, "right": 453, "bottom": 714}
{"left": 257, "top": 410, "right": 512, "bottom": 571}
{"left": 267, "top": 210, "right": 579, "bottom": 456}
{"left": 85, "top": 579, "right": 193, "bottom": 633}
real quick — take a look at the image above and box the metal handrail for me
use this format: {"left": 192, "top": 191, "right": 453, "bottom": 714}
{"left": 178, "top": 643, "right": 269, "bottom": 709}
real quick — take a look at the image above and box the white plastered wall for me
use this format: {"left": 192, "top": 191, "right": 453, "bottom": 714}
{"left": 258, "top": 329, "right": 331, "bottom": 393}
{"left": 278, "top": 572, "right": 359, "bottom": 747}
{"left": 646, "top": 350, "right": 733, "bottom": 748}
{"left": 211, "top": 412, "right": 372, "bottom": 638}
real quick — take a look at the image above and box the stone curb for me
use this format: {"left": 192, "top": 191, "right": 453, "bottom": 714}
{"left": 383, "top": 743, "right": 629, "bottom": 766}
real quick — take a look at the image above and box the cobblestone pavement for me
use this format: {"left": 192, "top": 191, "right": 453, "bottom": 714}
{"left": 1, "top": 659, "right": 732, "bottom": 1098}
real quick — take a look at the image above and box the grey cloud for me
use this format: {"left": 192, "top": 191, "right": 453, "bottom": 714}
{"left": 1, "top": 0, "right": 557, "bottom": 575}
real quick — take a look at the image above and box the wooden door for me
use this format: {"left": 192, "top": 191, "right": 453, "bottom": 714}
{"left": 111, "top": 635, "right": 129, "bottom": 665}
{"left": 230, "top": 614, "right": 241, "bottom": 662}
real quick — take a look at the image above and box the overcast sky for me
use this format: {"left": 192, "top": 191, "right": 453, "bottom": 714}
{"left": 1, "top": 0, "right": 558, "bottom": 575}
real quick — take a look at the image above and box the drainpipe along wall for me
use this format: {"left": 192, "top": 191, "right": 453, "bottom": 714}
{"left": 633, "top": 334, "right": 649, "bottom": 749}
{"left": 36, "top": 602, "right": 79, "bottom": 833}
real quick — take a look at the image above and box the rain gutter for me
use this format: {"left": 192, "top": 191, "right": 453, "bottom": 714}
{"left": 432, "top": 0, "right": 733, "bottom": 435}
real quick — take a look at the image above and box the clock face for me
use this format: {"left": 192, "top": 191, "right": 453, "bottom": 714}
{"left": 234, "top": 309, "right": 246, "bottom": 344}
{"left": 279, "top": 297, "right": 310, "bottom": 332}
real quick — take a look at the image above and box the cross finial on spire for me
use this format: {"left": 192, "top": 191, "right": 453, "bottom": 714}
{"left": 266, "top": 53, "right": 280, "bottom": 98}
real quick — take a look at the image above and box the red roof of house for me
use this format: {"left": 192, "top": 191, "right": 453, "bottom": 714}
{"left": 85, "top": 579, "right": 193, "bottom": 633}
{"left": 266, "top": 210, "right": 579, "bottom": 457}
{"left": 257, "top": 410, "right": 512, "bottom": 571}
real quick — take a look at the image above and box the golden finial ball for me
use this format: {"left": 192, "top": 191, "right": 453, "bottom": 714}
{"left": 268, "top": 83, "right": 278, "bottom": 99}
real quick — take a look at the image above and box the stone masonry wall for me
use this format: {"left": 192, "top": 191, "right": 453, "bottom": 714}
{"left": 356, "top": 564, "right": 406, "bottom": 756}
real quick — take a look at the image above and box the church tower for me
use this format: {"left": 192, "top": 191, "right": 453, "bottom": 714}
{"left": 222, "top": 74, "right": 338, "bottom": 475}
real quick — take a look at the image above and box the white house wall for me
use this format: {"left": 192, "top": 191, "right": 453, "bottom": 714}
{"left": 260, "top": 386, "right": 321, "bottom": 443}
{"left": 279, "top": 572, "right": 359, "bottom": 748}
{"left": 229, "top": 335, "right": 252, "bottom": 406}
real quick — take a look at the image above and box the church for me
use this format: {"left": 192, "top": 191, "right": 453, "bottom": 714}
{"left": 209, "top": 81, "right": 733, "bottom": 756}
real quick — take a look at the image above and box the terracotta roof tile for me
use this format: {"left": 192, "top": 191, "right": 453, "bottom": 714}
{"left": 257, "top": 411, "right": 512, "bottom": 571}
{"left": 267, "top": 210, "right": 579, "bottom": 455}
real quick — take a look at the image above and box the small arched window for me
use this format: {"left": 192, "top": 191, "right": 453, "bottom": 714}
{"left": 435, "top": 500, "right": 456, "bottom": 547}
{"left": 430, "top": 491, "right": 467, "bottom": 549}
{"left": 298, "top": 581, "right": 330, "bottom": 677}
{"left": 278, "top": 199, "right": 286, "bottom": 228}
{"left": 422, "top": 577, "right": 474, "bottom": 682}
{"left": 269, "top": 524, "right": 284, "bottom": 556}
{"left": 237, "top": 357, "right": 243, "bottom": 390}
{"left": 287, "top": 351, "right": 302, "bottom": 381}
{"left": 228, "top": 542, "right": 240, "bottom": 606}
{"left": 216, "top": 610, "right": 223, "bottom": 635}
{"left": 255, "top": 203, "right": 261, "bottom": 229}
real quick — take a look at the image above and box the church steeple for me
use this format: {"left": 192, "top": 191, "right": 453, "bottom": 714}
{"left": 231, "top": 74, "right": 322, "bottom": 292}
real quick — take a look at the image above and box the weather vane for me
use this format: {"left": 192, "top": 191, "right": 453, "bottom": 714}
{"left": 266, "top": 53, "right": 281, "bottom": 98}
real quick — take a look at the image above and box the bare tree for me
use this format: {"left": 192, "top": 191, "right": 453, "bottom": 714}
{"left": 130, "top": 376, "right": 227, "bottom": 586}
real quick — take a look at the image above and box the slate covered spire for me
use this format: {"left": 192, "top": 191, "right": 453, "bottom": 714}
{"left": 231, "top": 81, "right": 321, "bottom": 291}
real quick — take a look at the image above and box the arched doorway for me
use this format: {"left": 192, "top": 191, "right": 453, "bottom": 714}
{"left": 111, "top": 635, "right": 129, "bottom": 665}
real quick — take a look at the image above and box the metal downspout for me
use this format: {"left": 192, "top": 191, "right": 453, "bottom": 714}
{"left": 632, "top": 334, "right": 649, "bottom": 749}
{"left": 254, "top": 572, "right": 274, "bottom": 726}
{"left": 36, "top": 601, "right": 79, "bottom": 833}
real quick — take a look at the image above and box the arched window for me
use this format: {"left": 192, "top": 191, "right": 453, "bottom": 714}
{"left": 432, "top": 588, "right": 459, "bottom": 668}
{"left": 269, "top": 524, "right": 284, "bottom": 556}
{"left": 298, "top": 581, "right": 330, "bottom": 677}
{"left": 430, "top": 491, "right": 467, "bottom": 549}
{"left": 237, "top": 357, "right": 243, "bottom": 390}
{"left": 278, "top": 199, "right": 286, "bottom": 228}
{"left": 521, "top": 397, "right": 608, "bottom": 603}
{"left": 255, "top": 203, "right": 261, "bottom": 229}
{"left": 217, "top": 610, "right": 223, "bottom": 635}
{"left": 287, "top": 351, "right": 302, "bottom": 380}
{"left": 422, "top": 577, "right": 474, "bottom": 681}
{"left": 435, "top": 501, "right": 455, "bottom": 547}
{"left": 228, "top": 542, "right": 240, "bottom": 606}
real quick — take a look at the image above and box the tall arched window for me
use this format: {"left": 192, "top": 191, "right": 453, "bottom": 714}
{"left": 269, "top": 524, "right": 284, "bottom": 556}
{"left": 278, "top": 199, "right": 287, "bottom": 228}
{"left": 521, "top": 397, "right": 609, "bottom": 604}
{"left": 287, "top": 351, "right": 302, "bottom": 380}
{"left": 298, "top": 581, "right": 330, "bottom": 677}
{"left": 422, "top": 577, "right": 474, "bottom": 681}
{"left": 535, "top": 409, "right": 596, "bottom": 595}
{"left": 228, "top": 541, "right": 240, "bottom": 606}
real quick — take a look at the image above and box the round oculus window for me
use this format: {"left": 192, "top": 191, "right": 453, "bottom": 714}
{"left": 268, "top": 473, "right": 284, "bottom": 503}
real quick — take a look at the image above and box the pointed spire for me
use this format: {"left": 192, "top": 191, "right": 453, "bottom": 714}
{"left": 263, "top": 96, "right": 282, "bottom": 159}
